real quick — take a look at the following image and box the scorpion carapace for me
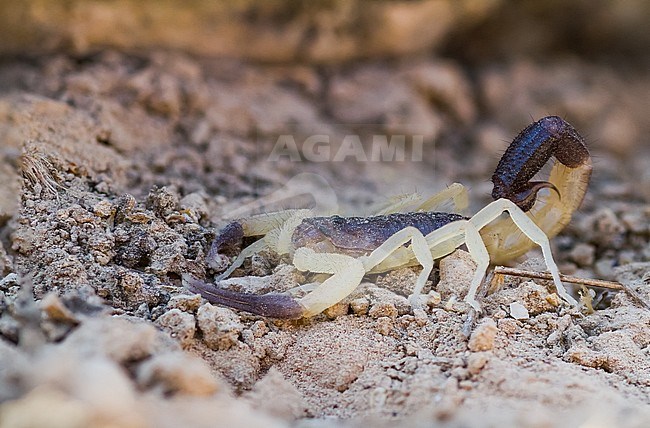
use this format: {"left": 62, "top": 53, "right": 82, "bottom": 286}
{"left": 187, "top": 116, "right": 591, "bottom": 319}
{"left": 292, "top": 212, "right": 467, "bottom": 255}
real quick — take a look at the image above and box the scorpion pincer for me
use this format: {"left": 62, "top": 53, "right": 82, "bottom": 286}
{"left": 186, "top": 116, "right": 592, "bottom": 319}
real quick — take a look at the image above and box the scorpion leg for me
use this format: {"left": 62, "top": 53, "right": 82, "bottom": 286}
{"left": 471, "top": 198, "right": 578, "bottom": 306}
{"left": 461, "top": 222, "right": 491, "bottom": 311}
{"left": 371, "top": 183, "right": 468, "bottom": 215}
{"left": 214, "top": 238, "right": 267, "bottom": 281}
{"left": 209, "top": 209, "right": 312, "bottom": 278}
{"left": 222, "top": 173, "right": 338, "bottom": 220}
{"left": 360, "top": 226, "right": 434, "bottom": 309}
{"left": 365, "top": 220, "right": 490, "bottom": 312}
{"left": 369, "top": 192, "right": 425, "bottom": 215}
{"left": 417, "top": 220, "right": 489, "bottom": 311}
{"left": 414, "top": 182, "right": 468, "bottom": 213}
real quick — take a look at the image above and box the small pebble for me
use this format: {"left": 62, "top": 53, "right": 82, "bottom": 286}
{"left": 569, "top": 243, "right": 595, "bottom": 267}
{"left": 167, "top": 294, "right": 203, "bottom": 313}
{"left": 509, "top": 302, "right": 530, "bottom": 320}
{"left": 468, "top": 318, "right": 497, "bottom": 352}
{"left": 137, "top": 352, "right": 220, "bottom": 396}
{"left": 350, "top": 298, "right": 370, "bottom": 316}
{"left": 196, "top": 303, "right": 242, "bottom": 351}
{"left": 375, "top": 316, "right": 394, "bottom": 335}
{"left": 497, "top": 318, "right": 518, "bottom": 335}
{"left": 467, "top": 352, "right": 489, "bottom": 375}
{"left": 368, "top": 302, "right": 398, "bottom": 319}
{"left": 40, "top": 293, "right": 78, "bottom": 324}
{"left": 250, "top": 320, "right": 268, "bottom": 338}
{"left": 92, "top": 200, "right": 114, "bottom": 218}
{"left": 323, "top": 302, "right": 349, "bottom": 319}
{"left": 426, "top": 290, "right": 442, "bottom": 307}
{"left": 155, "top": 309, "right": 197, "bottom": 348}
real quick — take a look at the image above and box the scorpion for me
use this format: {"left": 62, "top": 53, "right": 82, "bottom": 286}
{"left": 186, "top": 116, "right": 592, "bottom": 319}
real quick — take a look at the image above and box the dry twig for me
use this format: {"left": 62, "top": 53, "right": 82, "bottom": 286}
{"left": 492, "top": 266, "right": 650, "bottom": 310}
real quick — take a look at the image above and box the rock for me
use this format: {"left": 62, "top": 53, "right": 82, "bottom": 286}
{"left": 368, "top": 302, "right": 398, "bottom": 319}
{"left": 375, "top": 316, "right": 394, "bottom": 336}
{"left": 137, "top": 352, "right": 221, "bottom": 396}
{"left": 243, "top": 368, "right": 306, "bottom": 420}
{"left": 508, "top": 302, "right": 530, "bottom": 320}
{"left": 167, "top": 294, "right": 203, "bottom": 313}
{"left": 467, "top": 352, "right": 489, "bottom": 375}
{"left": 40, "top": 293, "right": 78, "bottom": 324}
{"left": 436, "top": 250, "right": 476, "bottom": 301}
{"left": 468, "top": 318, "right": 497, "bottom": 352}
{"left": 63, "top": 317, "right": 176, "bottom": 363}
{"left": 0, "top": 387, "right": 90, "bottom": 428}
{"left": 196, "top": 303, "right": 242, "bottom": 351}
{"left": 323, "top": 302, "right": 350, "bottom": 319}
{"left": 155, "top": 309, "right": 197, "bottom": 348}
{"left": 0, "top": 241, "right": 12, "bottom": 276}
{"left": 570, "top": 243, "right": 596, "bottom": 267}
{"left": 0, "top": 1, "right": 501, "bottom": 63}
{"left": 350, "top": 298, "right": 370, "bottom": 316}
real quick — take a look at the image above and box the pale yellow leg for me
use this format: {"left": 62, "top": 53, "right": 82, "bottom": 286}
{"left": 461, "top": 223, "right": 491, "bottom": 311}
{"left": 414, "top": 220, "right": 490, "bottom": 311}
{"left": 370, "top": 183, "right": 468, "bottom": 215}
{"left": 470, "top": 198, "right": 577, "bottom": 306}
{"left": 292, "top": 248, "right": 365, "bottom": 317}
{"left": 368, "top": 192, "right": 424, "bottom": 215}
{"left": 361, "top": 226, "right": 434, "bottom": 309}
{"left": 215, "top": 238, "right": 268, "bottom": 281}
{"left": 238, "top": 209, "right": 312, "bottom": 236}
{"left": 415, "top": 182, "right": 469, "bottom": 214}
{"left": 215, "top": 209, "right": 313, "bottom": 281}
{"left": 223, "top": 172, "right": 339, "bottom": 220}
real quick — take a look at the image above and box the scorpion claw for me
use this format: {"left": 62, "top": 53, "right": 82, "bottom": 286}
{"left": 511, "top": 181, "right": 560, "bottom": 211}
{"left": 207, "top": 222, "right": 244, "bottom": 270}
{"left": 184, "top": 275, "right": 305, "bottom": 319}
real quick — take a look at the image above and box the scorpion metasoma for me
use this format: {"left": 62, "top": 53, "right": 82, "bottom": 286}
{"left": 186, "top": 116, "right": 592, "bottom": 319}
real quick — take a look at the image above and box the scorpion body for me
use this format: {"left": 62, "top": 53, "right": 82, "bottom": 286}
{"left": 293, "top": 212, "right": 467, "bottom": 255}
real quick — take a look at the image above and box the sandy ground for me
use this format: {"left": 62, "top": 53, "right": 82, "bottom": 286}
{"left": 0, "top": 50, "right": 649, "bottom": 427}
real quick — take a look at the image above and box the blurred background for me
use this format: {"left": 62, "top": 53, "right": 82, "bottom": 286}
{"left": 0, "top": 1, "right": 649, "bottom": 64}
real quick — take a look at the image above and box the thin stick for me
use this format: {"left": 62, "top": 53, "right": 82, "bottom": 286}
{"left": 493, "top": 266, "right": 650, "bottom": 310}
{"left": 493, "top": 266, "right": 623, "bottom": 290}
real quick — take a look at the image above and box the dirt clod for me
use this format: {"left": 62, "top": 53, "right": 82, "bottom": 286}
{"left": 468, "top": 318, "right": 497, "bottom": 351}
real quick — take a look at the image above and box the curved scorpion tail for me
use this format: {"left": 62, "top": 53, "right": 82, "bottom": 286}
{"left": 485, "top": 116, "right": 592, "bottom": 264}
{"left": 183, "top": 275, "right": 305, "bottom": 319}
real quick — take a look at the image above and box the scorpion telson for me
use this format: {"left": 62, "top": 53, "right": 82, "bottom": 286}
{"left": 187, "top": 116, "right": 592, "bottom": 319}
